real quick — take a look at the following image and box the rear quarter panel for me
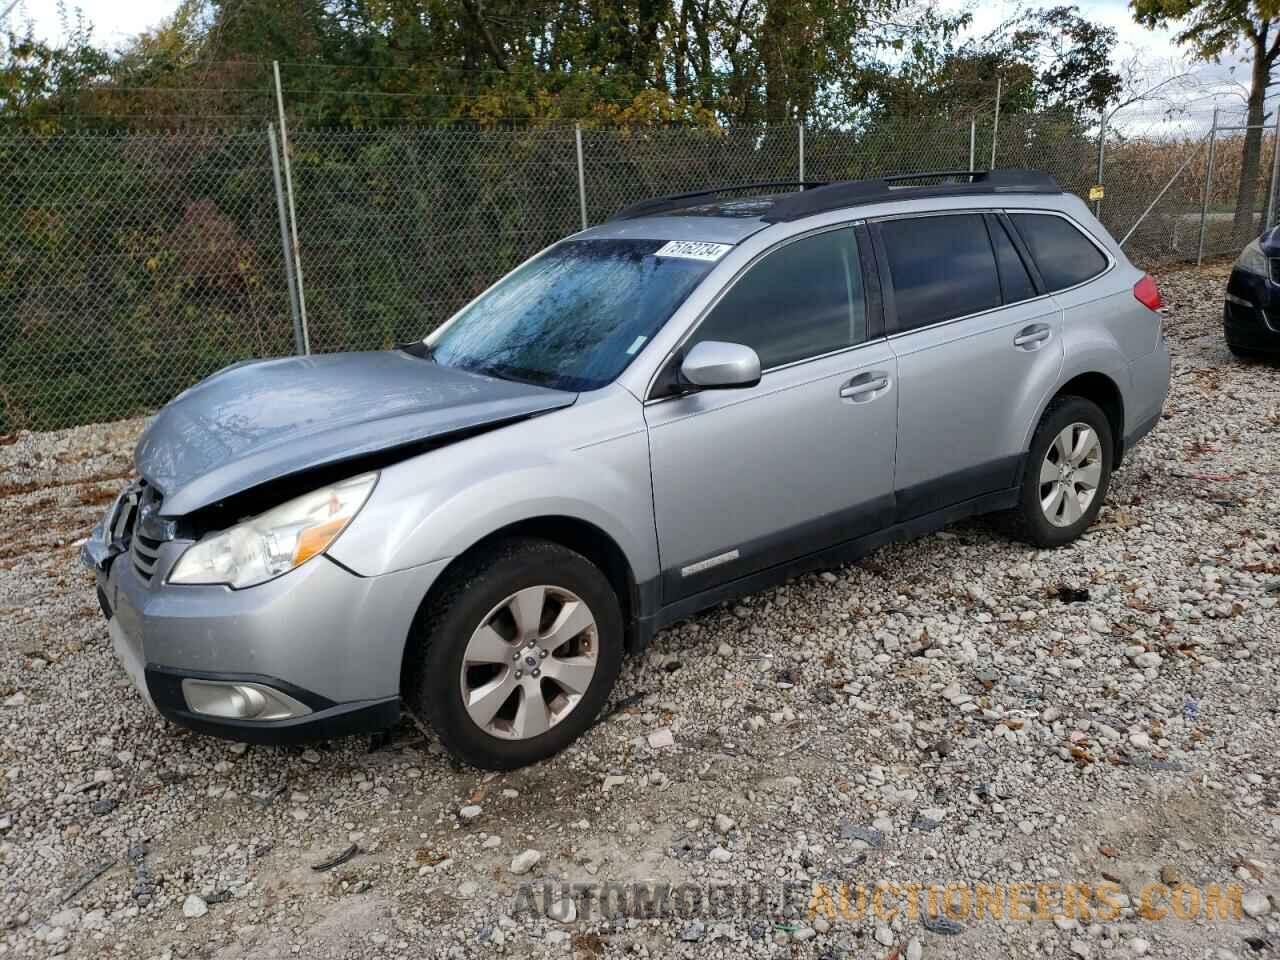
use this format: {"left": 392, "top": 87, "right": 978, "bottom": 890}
{"left": 1017, "top": 198, "right": 1163, "bottom": 444}
{"left": 1051, "top": 262, "right": 1158, "bottom": 364}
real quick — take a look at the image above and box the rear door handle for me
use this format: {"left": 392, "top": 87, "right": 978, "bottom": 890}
{"left": 839, "top": 371, "right": 891, "bottom": 401}
{"left": 1013, "top": 324, "right": 1052, "bottom": 350}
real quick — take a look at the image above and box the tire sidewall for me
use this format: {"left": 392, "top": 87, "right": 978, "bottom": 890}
{"left": 1019, "top": 398, "right": 1114, "bottom": 547}
{"left": 417, "top": 542, "right": 623, "bottom": 769}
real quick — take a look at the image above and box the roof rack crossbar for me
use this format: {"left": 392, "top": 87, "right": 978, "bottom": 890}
{"left": 608, "top": 180, "right": 827, "bottom": 222}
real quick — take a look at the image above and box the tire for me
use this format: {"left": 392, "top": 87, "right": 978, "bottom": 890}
{"left": 405, "top": 537, "right": 623, "bottom": 770}
{"left": 1227, "top": 341, "right": 1260, "bottom": 360}
{"left": 1010, "top": 396, "right": 1114, "bottom": 548}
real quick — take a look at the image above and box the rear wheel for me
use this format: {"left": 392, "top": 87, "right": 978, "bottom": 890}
{"left": 1010, "top": 396, "right": 1113, "bottom": 547}
{"left": 405, "top": 538, "right": 623, "bottom": 769}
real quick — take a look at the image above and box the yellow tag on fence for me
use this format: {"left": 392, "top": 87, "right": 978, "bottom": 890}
{"left": 1089, "top": 185, "right": 1105, "bottom": 201}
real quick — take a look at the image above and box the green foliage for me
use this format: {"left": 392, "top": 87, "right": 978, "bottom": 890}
{"left": 877, "top": 5, "right": 1121, "bottom": 118}
{"left": 1131, "top": 0, "right": 1280, "bottom": 61}
{"left": 1, "top": 1, "right": 1128, "bottom": 130}
{"left": 0, "top": 134, "right": 294, "bottom": 431}
{"left": 0, "top": 13, "right": 110, "bottom": 132}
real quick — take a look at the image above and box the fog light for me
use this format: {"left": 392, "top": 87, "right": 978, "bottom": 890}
{"left": 181, "top": 679, "right": 312, "bottom": 720}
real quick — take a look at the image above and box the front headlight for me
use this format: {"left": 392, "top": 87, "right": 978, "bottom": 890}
{"left": 1235, "top": 238, "right": 1270, "bottom": 278}
{"left": 169, "top": 472, "right": 377, "bottom": 588}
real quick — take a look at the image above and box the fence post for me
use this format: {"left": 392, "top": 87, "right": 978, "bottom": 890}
{"left": 1197, "top": 107, "right": 1219, "bottom": 266}
{"left": 990, "top": 77, "right": 1002, "bottom": 169}
{"left": 969, "top": 117, "right": 976, "bottom": 171}
{"left": 798, "top": 123, "right": 805, "bottom": 182}
{"left": 575, "top": 124, "right": 588, "bottom": 231}
{"left": 273, "top": 60, "right": 310, "bottom": 354}
{"left": 268, "top": 125, "right": 305, "bottom": 355}
{"left": 1095, "top": 108, "right": 1107, "bottom": 220}
{"left": 1267, "top": 106, "right": 1280, "bottom": 230}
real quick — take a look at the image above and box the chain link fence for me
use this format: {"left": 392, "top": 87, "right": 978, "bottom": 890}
{"left": 1, "top": 110, "right": 1273, "bottom": 433}
{"left": 290, "top": 127, "right": 584, "bottom": 354}
{"left": 0, "top": 132, "right": 293, "bottom": 432}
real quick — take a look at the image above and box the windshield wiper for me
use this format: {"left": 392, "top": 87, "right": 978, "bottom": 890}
{"left": 449, "top": 359, "right": 558, "bottom": 389}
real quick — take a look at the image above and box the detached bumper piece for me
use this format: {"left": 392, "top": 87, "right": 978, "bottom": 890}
{"left": 145, "top": 666, "right": 400, "bottom": 745}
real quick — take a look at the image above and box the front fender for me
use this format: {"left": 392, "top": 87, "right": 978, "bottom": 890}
{"left": 328, "top": 417, "right": 657, "bottom": 585}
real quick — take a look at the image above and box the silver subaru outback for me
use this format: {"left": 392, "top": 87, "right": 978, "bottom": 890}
{"left": 82, "top": 170, "right": 1170, "bottom": 769}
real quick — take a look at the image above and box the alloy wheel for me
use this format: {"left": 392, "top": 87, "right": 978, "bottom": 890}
{"left": 459, "top": 585, "right": 598, "bottom": 740}
{"left": 1038, "top": 422, "right": 1103, "bottom": 527}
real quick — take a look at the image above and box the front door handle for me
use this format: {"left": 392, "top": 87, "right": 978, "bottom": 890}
{"left": 1013, "top": 324, "right": 1052, "bottom": 350}
{"left": 839, "top": 371, "right": 891, "bottom": 402}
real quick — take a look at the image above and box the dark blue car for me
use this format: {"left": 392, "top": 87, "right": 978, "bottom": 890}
{"left": 1225, "top": 231, "right": 1280, "bottom": 357}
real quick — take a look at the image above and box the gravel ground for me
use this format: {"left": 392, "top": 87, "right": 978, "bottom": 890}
{"left": 1, "top": 261, "right": 1278, "bottom": 960}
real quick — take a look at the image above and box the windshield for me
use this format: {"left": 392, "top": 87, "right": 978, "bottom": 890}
{"left": 427, "top": 238, "right": 719, "bottom": 391}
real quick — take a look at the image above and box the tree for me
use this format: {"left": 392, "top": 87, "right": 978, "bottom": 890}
{"left": 878, "top": 6, "right": 1120, "bottom": 119}
{"left": 1132, "top": 0, "right": 1280, "bottom": 241}
{"left": 0, "top": 11, "right": 109, "bottom": 131}
{"left": 1, "top": 1, "right": 1112, "bottom": 130}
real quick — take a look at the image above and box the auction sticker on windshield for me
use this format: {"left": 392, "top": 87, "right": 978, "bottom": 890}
{"left": 653, "top": 240, "right": 732, "bottom": 261}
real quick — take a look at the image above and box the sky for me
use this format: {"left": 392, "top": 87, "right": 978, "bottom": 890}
{"left": 8, "top": 0, "right": 1262, "bottom": 128}
{"left": 13, "top": 0, "right": 176, "bottom": 47}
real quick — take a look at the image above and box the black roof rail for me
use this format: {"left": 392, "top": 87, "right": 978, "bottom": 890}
{"left": 609, "top": 181, "right": 827, "bottom": 221}
{"left": 881, "top": 169, "right": 1008, "bottom": 183}
{"left": 762, "top": 169, "right": 1061, "bottom": 222}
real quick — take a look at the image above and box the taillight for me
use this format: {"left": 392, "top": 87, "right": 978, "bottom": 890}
{"left": 1133, "top": 274, "right": 1162, "bottom": 311}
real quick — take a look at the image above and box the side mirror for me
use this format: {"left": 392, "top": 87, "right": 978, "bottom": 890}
{"left": 680, "top": 341, "right": 762, "bottom": 390}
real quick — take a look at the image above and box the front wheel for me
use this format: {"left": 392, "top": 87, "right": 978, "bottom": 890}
{"left": 405, "top": 538, "right": 623, "bottom": 770}
{"left": 1011, "top": 396, "right": 1113, "bottom": 548}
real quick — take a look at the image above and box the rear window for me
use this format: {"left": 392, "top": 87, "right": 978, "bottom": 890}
{"left": 878, "top": 214, "right": 1001, "bottom": 332}
{"left": 1010, "top": 213, "right": 1108, "bottom": 291}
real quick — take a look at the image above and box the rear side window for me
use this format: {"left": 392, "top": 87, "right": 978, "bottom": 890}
{"left": 690, "top": 227, "right": 866, "bottom": 369}
{"left": 988, "top": 215, "right": 1037, "bottom": 303}
{"left": 878, "top": 214, "right": 1001, "bottom": 332}
{"left": 1009, "top": 213, "right": 1108, "bottom": 291}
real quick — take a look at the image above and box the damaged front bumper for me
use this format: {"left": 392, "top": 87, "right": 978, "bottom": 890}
{"left": 81, "top": 492, "right": 445, "bottom": 745}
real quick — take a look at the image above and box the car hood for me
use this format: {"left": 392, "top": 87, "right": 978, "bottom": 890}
{"left": 135, "top": 350, "right": 576, "bottom": 517}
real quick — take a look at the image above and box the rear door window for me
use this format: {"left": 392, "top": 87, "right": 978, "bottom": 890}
{"left": 1009, "top": 213, "right": 1108, "bottom": 291}
{"left": 877, "top": 214, "right": 1001, "bottom": 332}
